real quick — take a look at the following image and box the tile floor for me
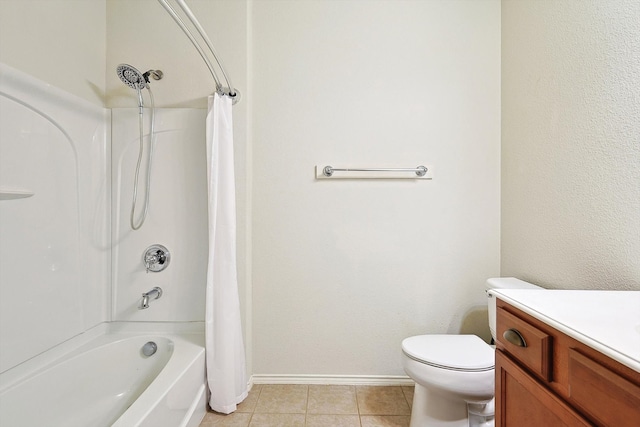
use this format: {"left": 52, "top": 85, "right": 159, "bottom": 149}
{"left": 199, "top": 384, "right": 415, "bottom": 427}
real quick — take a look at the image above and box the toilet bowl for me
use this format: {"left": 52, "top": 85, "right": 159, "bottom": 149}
{"left": 402, "top": 335, "right": 494, "bottom": 427}
{"left": 401, "top": 277, "right": 543, "bottom": 427}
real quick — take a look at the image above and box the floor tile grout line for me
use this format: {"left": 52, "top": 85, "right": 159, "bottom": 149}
{"left": 248, "top": 383, "right": 262, "bottom": 425}
{"left": 357, "top": 387, "right": 363, "bottom": 426}
{"left": 305, "top": 384, "right": 310, "bottom": 425}
{"left": 200, "top": 384, "right": 413, "bottom": 426}
{"left": 357, "top": 385, "right": 364, "bottom": 427}
{"left": 355, "top": 385, "right": 364, "bottom": 427}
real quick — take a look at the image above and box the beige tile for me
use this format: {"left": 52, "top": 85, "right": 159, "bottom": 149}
{"left": 200, "top": 411, "right": 252, "bottom": 426}
{"left": 307, "top": 385, "right": 358, "bottom": 415}
{"left": 249, "top": 413, "right": 305, "bottom": 427}
{"left": 254, "top": 384, "right": 308, "bottom": 414}
{"left": 305, "top": 414, "right": 361, "bottom": 427}
{"left": 237, "top": 385, "right": 263, "bottom": 413}
{"left": 401, "top": 386, "right": 414, "bottom": 409}
{"left": 356, "top": 386, "right": 411, "bottom": 415}
{"left": 360, "top": 415, "right": 411, "bottom": 427}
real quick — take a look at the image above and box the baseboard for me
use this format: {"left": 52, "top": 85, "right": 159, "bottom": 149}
{"left": 249, "top": 374, "right": 414, "bottom": 387}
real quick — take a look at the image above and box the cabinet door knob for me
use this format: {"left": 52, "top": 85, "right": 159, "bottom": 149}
{"left": 503, "top": 328, "right": 527, "bottom": 347}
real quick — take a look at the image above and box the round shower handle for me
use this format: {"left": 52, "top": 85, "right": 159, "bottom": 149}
{"left": 143, "top": 244, "right": 170, "bottom": 273}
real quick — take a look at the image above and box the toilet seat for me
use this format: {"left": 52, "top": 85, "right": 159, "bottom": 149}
{"left": 402, "top": 335, "right": 494, "bottom": 372}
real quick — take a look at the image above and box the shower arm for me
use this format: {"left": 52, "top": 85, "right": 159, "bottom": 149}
{"left": 156, "top": 0, "right": 239, "bottom": 102}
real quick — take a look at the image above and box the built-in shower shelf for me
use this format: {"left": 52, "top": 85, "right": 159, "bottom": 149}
{"left": 0, "top": 189, "right": 34, "bottom": 200}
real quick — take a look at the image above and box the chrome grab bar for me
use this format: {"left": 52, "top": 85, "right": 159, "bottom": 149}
{"left": 323, "top": 165, "right": 428, "bottom": 177}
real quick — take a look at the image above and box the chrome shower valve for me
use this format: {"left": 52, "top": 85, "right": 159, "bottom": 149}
{"left": 143, "top": 244, "right": 170, "bottom": 273}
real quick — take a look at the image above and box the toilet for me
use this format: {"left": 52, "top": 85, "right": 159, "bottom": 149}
{"left": 401, "top": 277, "right": 542, "bottom": 427}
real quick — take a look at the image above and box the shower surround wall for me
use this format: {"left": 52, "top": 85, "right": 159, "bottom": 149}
{"left": 0, "top": 69, "right": 210, "bottom": 372}
{"left": 111, "top": 108, "right": 208, "bottom": 321}
{"left": 0, "top": 68, "right": 211, "bottom": 427}
{"left": 0, "top": 64, "right": 111, "bottom": 373}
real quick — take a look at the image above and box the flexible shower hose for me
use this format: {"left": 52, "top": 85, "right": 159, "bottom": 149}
{"left": 130, "top": 86, "right": 156, "bottom": 230}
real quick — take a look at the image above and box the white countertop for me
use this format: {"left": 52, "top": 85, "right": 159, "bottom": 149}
{"left": 488, "top": 289, "right": 640, "bottom": 373}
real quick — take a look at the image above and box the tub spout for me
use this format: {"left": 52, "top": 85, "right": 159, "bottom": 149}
{"left": 139, "top": 287, "right": 163, "bottom": 309}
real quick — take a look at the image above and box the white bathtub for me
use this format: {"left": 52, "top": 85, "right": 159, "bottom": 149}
{"left": 0, "top": 323, "right": 206, "bottom": 427}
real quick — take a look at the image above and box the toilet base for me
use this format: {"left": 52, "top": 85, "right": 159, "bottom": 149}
{"left": 409, "top": 385, "right": 494, "bottom": 427}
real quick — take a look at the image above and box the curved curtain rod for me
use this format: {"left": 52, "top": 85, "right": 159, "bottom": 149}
{"left": 156, "top": 0, "right": 239, "bottom": 103}
{"left": 175, "top": 0, "right": 235, "bottom": 97}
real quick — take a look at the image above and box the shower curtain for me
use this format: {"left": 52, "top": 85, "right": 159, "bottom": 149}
{"left": 205, "top": 92, "right": 248, "bottom": 414}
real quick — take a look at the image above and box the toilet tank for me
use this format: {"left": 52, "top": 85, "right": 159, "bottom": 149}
{"left": 486, "top": 277, "right": 543, "bottom": 341}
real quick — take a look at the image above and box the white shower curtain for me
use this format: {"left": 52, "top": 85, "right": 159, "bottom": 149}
{"left": 205, "top": 93, "right": 248, "bottom": 414}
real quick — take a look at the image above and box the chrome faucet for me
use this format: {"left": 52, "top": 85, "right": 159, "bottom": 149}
{"left": 139, "top": 287, "right": 163, "bottom": 309}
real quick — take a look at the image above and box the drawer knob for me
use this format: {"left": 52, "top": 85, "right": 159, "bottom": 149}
{"left": 503, "top": 328, "right": 527, "bottom": 347}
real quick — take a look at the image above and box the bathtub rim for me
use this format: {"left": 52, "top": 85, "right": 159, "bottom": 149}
{"left": 111, "top": 336, "right": 206, "bottom": 427}
{"left": 0, "top": 321, "right": 204, "bottom": 393}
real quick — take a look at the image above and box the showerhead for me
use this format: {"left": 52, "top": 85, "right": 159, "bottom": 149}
{"left": 116, "top": 64, "right": 148, "bottom": 90}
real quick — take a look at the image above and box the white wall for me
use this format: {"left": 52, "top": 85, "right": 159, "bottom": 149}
{"left": 0, "top": 0, "right": 106, "bottom": 106}
{"left": 251, "top": 0, "right": 501, "bottom": 377}
{"left": 501, "top": 0, "right": 640, "bottom": 290}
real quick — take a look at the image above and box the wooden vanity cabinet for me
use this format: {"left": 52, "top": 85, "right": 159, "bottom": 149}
{"left": 494, "top": 299, "right": 640, "bottom": 427}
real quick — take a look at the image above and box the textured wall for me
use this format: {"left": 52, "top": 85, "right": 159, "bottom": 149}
{"left": 502, "top": 0, "right": 640, "bottom": 290}
{"left": 251, "top": 0, "right": 501, "bottom": 377}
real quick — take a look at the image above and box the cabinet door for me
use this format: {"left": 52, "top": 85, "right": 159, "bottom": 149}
{"left": 495, "top": 350, "right": 593, "bottom": 427}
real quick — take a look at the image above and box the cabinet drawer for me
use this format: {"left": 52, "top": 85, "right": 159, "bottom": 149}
{"left": 496, "top": 307, "right": 553, "bottom": 381}
{"left": 568, "top": 349, "right": 640, "bottom": 427}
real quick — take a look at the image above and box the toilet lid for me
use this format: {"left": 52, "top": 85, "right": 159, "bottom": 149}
{"left": 402, "top": 335, "right": 494, "bottom": 372}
